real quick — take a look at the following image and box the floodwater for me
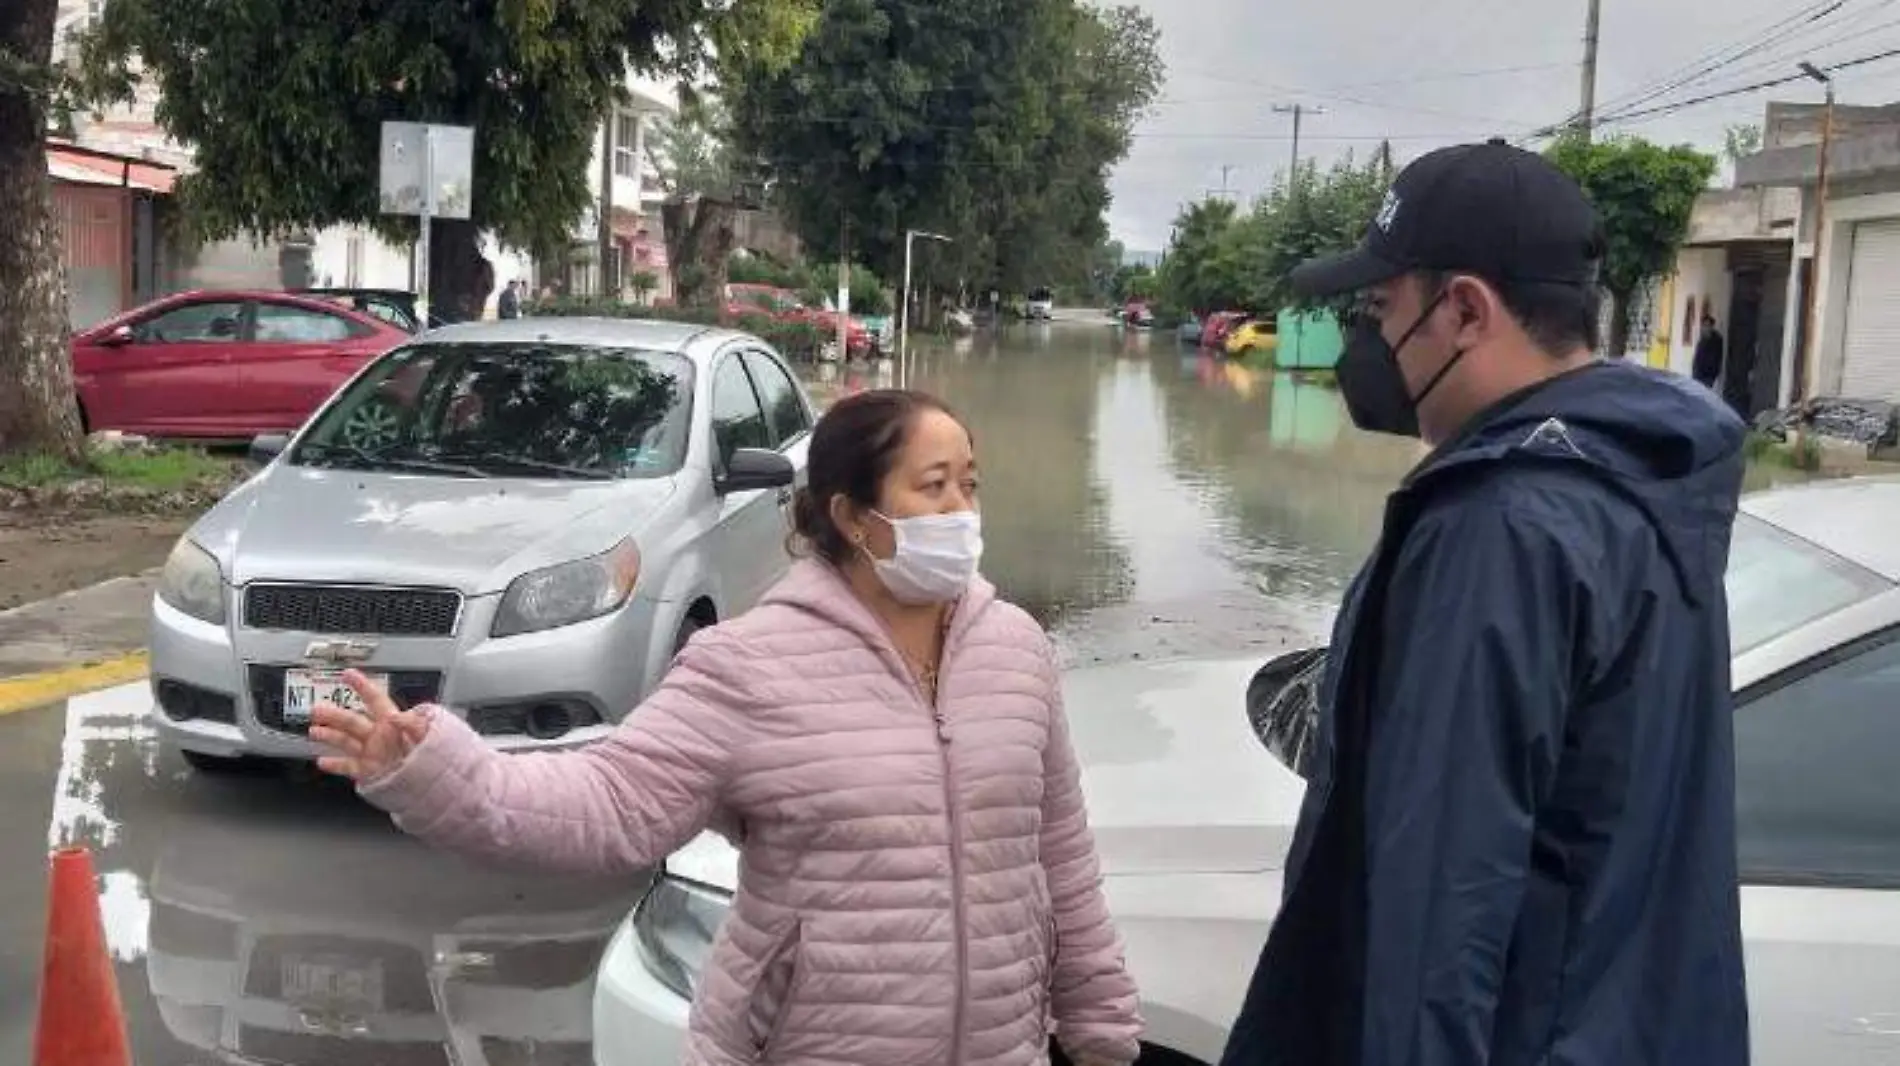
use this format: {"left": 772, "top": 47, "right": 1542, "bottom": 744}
{"left": 808, "top": 321, "right": 1813, "bottom": 666}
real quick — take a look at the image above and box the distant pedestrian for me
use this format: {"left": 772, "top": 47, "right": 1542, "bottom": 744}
{"left": 310, "top": 389, "right": 1144, "bottom": 1066}
{"left": 1222, "top": 141, "right": 1749, "bottom": 1066}
{"left": 1694, "top": 312, "right": 1726, "bottom": 388}
{"left": 498, "top": 280, "right": 522, "bottom": 320}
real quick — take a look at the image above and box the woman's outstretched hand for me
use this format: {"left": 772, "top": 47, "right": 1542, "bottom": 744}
{"left": 308, "top": 669, "right": 431, "bottom": 784}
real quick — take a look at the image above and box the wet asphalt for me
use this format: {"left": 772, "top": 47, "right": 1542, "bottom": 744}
{"left": 2, "top": 684, "right": 645, "bottom": 1065}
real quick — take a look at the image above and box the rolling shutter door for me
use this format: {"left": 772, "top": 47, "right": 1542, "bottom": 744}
{"left": 1840, "top": 218, "right": 1900, "bottom": 401}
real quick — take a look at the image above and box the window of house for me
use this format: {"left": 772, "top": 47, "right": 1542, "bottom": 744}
{"left": 613, "top": 112, "right": 641, "bottom": 179}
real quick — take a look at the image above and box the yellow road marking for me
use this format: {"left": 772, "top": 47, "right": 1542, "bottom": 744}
{"left": 0, "top": 653, "right": 149, "bottom": 716}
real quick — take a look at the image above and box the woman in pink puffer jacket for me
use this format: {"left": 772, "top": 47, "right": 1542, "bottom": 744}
{"left": 311, "top": 389, "right": 1143, "bottom": 1066}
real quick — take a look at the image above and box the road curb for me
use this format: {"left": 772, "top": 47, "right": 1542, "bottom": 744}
{"left": 0, "top": 653, "right": 149, "bottom": 716}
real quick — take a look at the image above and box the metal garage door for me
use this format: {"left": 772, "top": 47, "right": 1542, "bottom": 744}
{"left": 1841, "top": 218, "right": 1900, "bottom": 400}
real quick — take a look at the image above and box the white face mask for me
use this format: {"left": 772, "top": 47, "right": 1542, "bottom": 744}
{"left": 866, "top": 510, "right": 983, "bottom": 605}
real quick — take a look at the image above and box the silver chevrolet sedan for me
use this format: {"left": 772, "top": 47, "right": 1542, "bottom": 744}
{"left": 149, "top": 317, "right": 814, "bottom": 772}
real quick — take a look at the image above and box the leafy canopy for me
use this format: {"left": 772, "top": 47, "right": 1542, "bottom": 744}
{"left": 1545, "top": 133, "right": 1715, "bottom": 299}
{"left": 729, "top": 0, "right": 1162, "bottom": 292}
{"left": 73, "top": 0, "right": 818, "bottom": 252}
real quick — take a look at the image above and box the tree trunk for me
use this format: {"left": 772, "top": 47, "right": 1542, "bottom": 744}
{"left": 661, "top": 198, "right": 738, "bottom": 308}
{"left": 1607, "top": 286, "right": 1632, "bottom": 360}
{"left": 426, "top": 218, "right": 491, "bottom": 324}
{"left": 0, "top": 0, "right": 86, "bottom": 461}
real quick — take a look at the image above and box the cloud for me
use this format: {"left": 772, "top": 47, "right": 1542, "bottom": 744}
{"left": 1109, "top": 0, "right": 1900, "bottom": 248}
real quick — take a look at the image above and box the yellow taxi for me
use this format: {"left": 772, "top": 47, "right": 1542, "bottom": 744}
{"left": 1223, "top": 316, "right": 1278, "bottom": 358}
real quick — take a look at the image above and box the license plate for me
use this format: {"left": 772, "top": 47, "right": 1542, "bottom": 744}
{"left": 281, "top": 955, "right": 385, "bottom": 1012}
{"left": 283, "top": 668, "right": 386, "bottom": 725}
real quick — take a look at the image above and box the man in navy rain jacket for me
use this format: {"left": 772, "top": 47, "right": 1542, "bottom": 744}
{"left": 1220, "top": 142, "right": 1750, "bottom": 1066}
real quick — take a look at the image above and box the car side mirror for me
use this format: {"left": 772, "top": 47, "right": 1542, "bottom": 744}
{"left": 100, "top": 324, "right": 135, "bottom": 347}
{"left": 248, "top": 432, "right": 291, "bottom": 466}
{"left": 1246, "top": 647, "right": 1328, "bottom": 780}
{"left": 716, "top": 448, "right": 795, "bottom": 495}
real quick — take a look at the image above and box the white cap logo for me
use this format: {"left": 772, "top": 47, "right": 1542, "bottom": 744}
{"left": 1374, "top": 190, "right": 1402, "bottom": 234}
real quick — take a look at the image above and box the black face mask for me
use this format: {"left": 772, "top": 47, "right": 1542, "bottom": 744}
{"left": 1336, "top": 291, "right": 1469, "bottom": 439}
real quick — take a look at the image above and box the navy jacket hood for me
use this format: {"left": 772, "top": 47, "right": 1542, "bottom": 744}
{"left": 1412, "top": 360, "right": 1746, "bottom": 605}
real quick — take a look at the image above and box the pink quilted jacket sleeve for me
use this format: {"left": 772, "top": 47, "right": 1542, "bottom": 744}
{"left": 357, "top": 630, "right": 754, "bottom": 875}
{"left": 1039, "top": 653, "right": 1145, "bottom": 1065}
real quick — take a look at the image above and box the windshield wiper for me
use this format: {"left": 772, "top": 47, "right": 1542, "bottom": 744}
{"left": 300, "top": 442, "right": 491, "bottom": 478}
{"left": 438, "top": 451, "right": 617, "bottom": 480}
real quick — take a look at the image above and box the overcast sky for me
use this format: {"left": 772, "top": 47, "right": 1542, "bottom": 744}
{"left": 1108, "top": 0, "right": 1900, "bottom": 251}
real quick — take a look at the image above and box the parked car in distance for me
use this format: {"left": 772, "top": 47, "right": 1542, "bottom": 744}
{"left": 594, "top": 475, "right": 1900, "bottom": 1066}
{"left": 1200, "top": 310, "right": 1246, "bottom": 351}
{"left": 1177, "top": 314, "right": 1204, "bottom": 346}
{"left": 1122, "top": 300, "right": 1154, "bottom": 328}
{"left": 1224, "top": 317, "right": 1278, "bottom": 359}
{"left": 149, "top": 317, "right": 815, "bottom": 774}
{"left": 725, "top": 283, "right": 875, "bottom": 359}
{"left": 296, "top": 287, "right": 434, "bottom": 333}
{"left": 1026, "top": 287, "right": 1055, "bottom": 320}
{"left": 71, "top": 290, "right": 410, "bottom": 440}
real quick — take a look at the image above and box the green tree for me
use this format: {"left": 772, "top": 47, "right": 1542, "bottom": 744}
{"left": 730, "top": 0, "right": 1161, "bottom": 299}
{"left": 1, "top": 0, "right": 86, "bottom": 459}
{"left": 1547, "top": 134, "right": 1715, "bottom": 356}
{"left": 648, "top": 94, "right": 761, "bottom": 307}
{"left": 1723, "top": 123, "right": 1763, "bottom": 165}
{"left": 74, "top": 0, "right": 818, "bottom": 320}
{"left": 1155, "top": 153, "right": 1391, "bottom": 320}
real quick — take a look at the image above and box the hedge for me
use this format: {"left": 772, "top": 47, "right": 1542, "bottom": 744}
{"left": 526, "top": 298, "right": 831, "bottom": 362}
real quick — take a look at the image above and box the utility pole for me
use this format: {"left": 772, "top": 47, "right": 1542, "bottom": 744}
{"left": 837, "top": 214, "right": 851, "bottom": 364}
{"left": 1579, "top": 0, "right": 1603, "bottom": 139}
{"left": 1796, "top": 61, "right": 1836, "bottom": 430}
{"left": 1206, "top": 164, "right": 1237, "bottom": 201}
{"left": 1271, "top": 104, "right": 1325, "bottom": 181}
{"left": 900, "top": 229, "right": 952, "bottom": 387}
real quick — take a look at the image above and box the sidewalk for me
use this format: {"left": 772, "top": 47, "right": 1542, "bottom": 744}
{"left": 0, "top": 573, "right": 155, "bottom": 711}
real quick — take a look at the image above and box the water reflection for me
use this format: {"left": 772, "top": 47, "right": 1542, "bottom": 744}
{"left": 843, "top": 327, "right": 1816, "bottom": 664}
{"left": 143, "top": 776, "right": 641, "bottom": 1065}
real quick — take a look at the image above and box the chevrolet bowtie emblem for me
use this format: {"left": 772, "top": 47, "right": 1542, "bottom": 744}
{"left": 304, "top": 640, "right": 379, "bottom": 666}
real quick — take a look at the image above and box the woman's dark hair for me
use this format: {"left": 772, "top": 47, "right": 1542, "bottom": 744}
{"left": 789, "top": 389, "right": 964, "bottom": 564}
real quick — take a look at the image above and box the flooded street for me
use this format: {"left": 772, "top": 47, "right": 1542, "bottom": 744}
{"left": 1, "top": 318, "right": 1821, "bottom": 1065}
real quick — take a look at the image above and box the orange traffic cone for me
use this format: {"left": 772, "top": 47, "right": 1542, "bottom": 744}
{"left": 34, "top": 847, "right": 131, "bottom": 1066}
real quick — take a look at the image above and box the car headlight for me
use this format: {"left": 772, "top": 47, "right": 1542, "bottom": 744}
{"left": 156, "top": 538, "right": 227, "bottom": 625}
{"left": 632, "top": 875, "right": 731, "bottom": 999}
{"left": 492, "top": 539, "right": 641, "bottom": 637}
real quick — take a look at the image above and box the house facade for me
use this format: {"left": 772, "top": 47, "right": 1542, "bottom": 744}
{"left": 1735, "top": 101, "right": 1900, "bottom": 408}
{"left": 49, "top": 0, "right": 677, "bottom": 320}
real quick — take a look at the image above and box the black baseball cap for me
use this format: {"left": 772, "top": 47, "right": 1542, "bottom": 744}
{"left": 1290, "top": 139, "right": 1604, "bottom": 297}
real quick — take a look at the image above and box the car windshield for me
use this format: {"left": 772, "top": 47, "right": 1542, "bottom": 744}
{"left": 291, "top": 341, "right": 694, "bottom": 480}
{"left": 1726, "top": 512, "right": 1894, "bottom": 655}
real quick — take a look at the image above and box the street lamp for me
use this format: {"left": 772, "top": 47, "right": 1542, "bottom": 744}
{"left": 1795, "top": 61, "right": 1835, "bottom": 425}
{"left": 900, "top": 229, "right": 953, "bottom": 388}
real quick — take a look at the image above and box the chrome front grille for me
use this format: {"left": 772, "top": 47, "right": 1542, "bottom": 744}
{"left": 243, "top": 584, "right": 461, "bottom": 637}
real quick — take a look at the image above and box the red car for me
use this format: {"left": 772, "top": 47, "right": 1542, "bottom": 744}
{"left": 725, "top": 283, "right": 874, "bottom": 358}
{"left": 1201, "top": 310, "right": 1247, "bottom": 351}
{"left": 70, "top": 290, "right": 409, "bottom": 439}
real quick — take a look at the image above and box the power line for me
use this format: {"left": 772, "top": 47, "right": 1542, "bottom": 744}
{"left": 1597, "top": 0, "right": 1853, "bottom": 121}
{"left": 1595, "top": 42, "right": 1900, "bottom": 128}
{"left": 1533, "top": 0, "right": 1851, "bottom": 137}
{"left": 1598, "top": 5, "right": 1900, "bottom": 121}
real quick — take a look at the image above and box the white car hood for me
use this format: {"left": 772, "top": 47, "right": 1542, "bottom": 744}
{"left": 665, "top": 654, "right": 1299, "bottom": 893}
